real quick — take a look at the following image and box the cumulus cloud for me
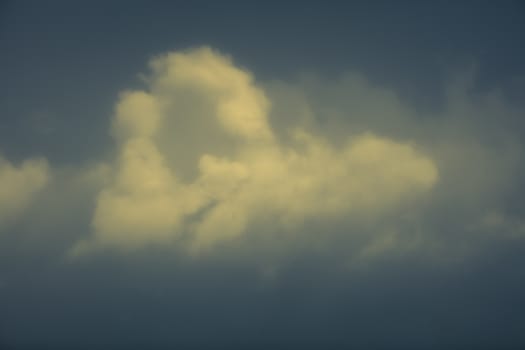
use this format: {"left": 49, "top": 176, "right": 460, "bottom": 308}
{"left": 73, "top": 47, "right": 438, "bottom": 254}
{"left": 0, "top": 154, "right": 50, "bottom": 224}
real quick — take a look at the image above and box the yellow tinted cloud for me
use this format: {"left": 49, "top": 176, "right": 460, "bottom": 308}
{"left": 0, "top": 154, "right": 50, "bottom": 224}
{"left": 77, "top": 47, "right": 438, "bottom": 253}
{"left": 149, "top": 47, "right": 273, "bottom": 142}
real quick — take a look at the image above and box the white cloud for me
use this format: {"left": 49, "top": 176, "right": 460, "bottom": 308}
{"left": 0, "top": 154, "right": 50, "bottom": 224}
{"left": 73, "top": 47, "right": 438, "bottom": 254}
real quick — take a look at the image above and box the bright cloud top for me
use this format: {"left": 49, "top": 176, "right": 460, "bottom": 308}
{"left": 75, "top": 47, "right": 438, "bottom": 254}
{"left": 0, "top": 155, "right": 50, "bottom": 224}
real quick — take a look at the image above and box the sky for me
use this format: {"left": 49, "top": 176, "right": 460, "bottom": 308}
{"left": 1, "top": 1, "right": 525, "bottom": 349}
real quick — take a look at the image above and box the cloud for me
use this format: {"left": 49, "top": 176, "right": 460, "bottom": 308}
{"left": 0, "top": 154, "right": 50, "bottom": 224}
{"left": 73, "top": 47, "right": 438, "bottom": 254}
{"left": 2, "top": 45, "right": 525, "bottom": 349}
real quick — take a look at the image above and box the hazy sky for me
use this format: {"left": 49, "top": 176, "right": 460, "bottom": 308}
{"left": 1, "top": 1, "right": 525, "bottom": 349}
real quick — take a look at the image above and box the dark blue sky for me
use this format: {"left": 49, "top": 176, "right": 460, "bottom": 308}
{"left": 1, "top": 2, "right": 525, "bottom": 349}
